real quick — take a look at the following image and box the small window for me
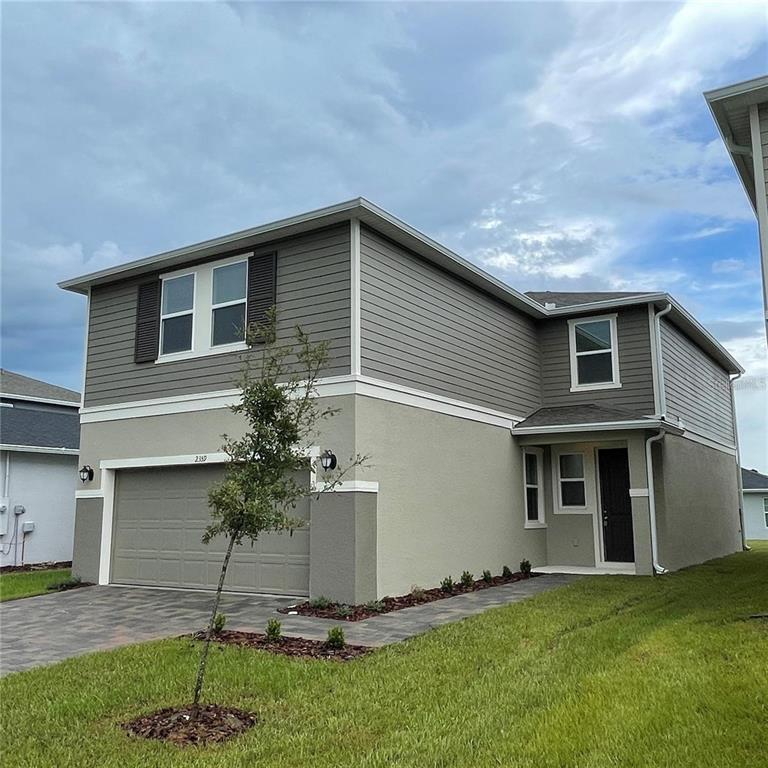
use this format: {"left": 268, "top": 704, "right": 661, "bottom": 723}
{"left": 568, "top": 315, "right": 620, "bottom": 390}
{"left": 559, "top": 453, "right": 586, "bottom": 507}
{"left": 211, "top": 261, "right": 247, "bottom": 346}
{"left": 523, "top": 449, "right": 544, "bottom": 526}
{"left": 160, "top": 273, "right": 194, "bottom": 355}
{"left": 764, "top": 497, "right": 768, "bottom": 528}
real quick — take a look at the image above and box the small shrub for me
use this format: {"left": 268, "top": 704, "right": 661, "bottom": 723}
{"left": 460, "top": 570, "right": 474, "bottom": 588}
{"left": 364, "top": 600, "right": 385, "bottom": 614}
{"left": 440, "top": 576, "right": 455, "bottom": 593}
{"left": 309, "top": 595, "right": 332, "bottom": 610}
{"left": 265, "top": 618, "right": 281, "bottom": 643}
{"left": 520, "top": 559, "right": 532, "bottom": 578}
{"left": 326, "top": 626, "right": 345, "bottom": 649}
{"left": 482, "top": 569, "right": 493, "bottom": 584}
{"left": 336, "top": 604, "right": 354, "bottom": 618}
{"left": 46, "top": 576, "right": 81, "bottom": 593}
{"left": 411, "top": 585, "right": 425, "bottom": 601}
{"left": 501, "top": 565, "right": 513, "bottom": 579}
{"left": 212, "top": 613, "right": 226, "bottom": 635}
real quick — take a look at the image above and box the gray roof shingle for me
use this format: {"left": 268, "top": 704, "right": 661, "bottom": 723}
{"left": 0, "top": 402, "right": 80, "bottom": 450}
{"left": 742, "top": 467, "right": 768, "bottom": 490}
{"left": 514, "top": 404, "right": 650, "bottom": 430}
{"left": 0, "top": 369, "right": 79, "bottom": 403}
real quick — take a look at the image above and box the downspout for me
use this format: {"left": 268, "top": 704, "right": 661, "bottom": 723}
{"left": 730, "top": 371, "right": 748, "bottom": 551}
{"left": 646, "top": 302, "right": 673, "bottom": 575}
{"left": 646, "top": 429, "right": 667, "bottom": 574}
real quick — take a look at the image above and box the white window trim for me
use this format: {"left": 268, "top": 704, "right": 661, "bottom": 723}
{"left": 763, "top": 497, "right": 768, "bottom": 528}
{"left": 157, "top": 253, "right": 251, "bottom": 364}
{"left": 523, "top": 447, "right": 546, "bottom": 528}
{"left": 556, "top": 451, "right": 588, "bottom": 511}
{"left": 568, "top": 313, "right": 621, "bottom": 392}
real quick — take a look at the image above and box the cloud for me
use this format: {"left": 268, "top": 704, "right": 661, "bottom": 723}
{"left": 712, "top": 258, "right": 746, "bottom": 273}
{"left": 676, "top": 226, "right": 732, "bottom": 242}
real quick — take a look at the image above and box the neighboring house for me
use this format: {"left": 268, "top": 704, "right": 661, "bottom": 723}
{"left": 742, "top": 467, "right": 768, "bottom": 541}
{"left": 705, "top": 75, "right": 768, "bottom": 338}
{"left": 0, "top": 369, "right": 80, "bottom": 567}
{"left": 60, "top": 199, "right": 744, "bottom": 604}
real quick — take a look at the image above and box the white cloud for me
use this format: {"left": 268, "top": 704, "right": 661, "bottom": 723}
{"left": 528, "top": 2, "right": 767, "bottom": 131}
{"left": 676, "top": 226, "right": 732, "bottom": 242}
{"left": 712, "top": 258, "right": 746, "bottom": 273}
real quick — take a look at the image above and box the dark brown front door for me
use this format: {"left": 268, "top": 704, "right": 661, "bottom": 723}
{"left": 598, "top": 448, "right": 634, "bottom": 563}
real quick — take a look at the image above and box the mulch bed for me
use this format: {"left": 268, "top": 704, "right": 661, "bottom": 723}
{"left": 122, "top": 704, "right": 256, "bottom": 746}
{"left": 0, "top": 560, "right": 72, "bottom": 574}
{"left": 192, "top": 629, "right": 372, "bottom": 661}
{"left": 281, "top": 570, "right": 538, "bottom": 621}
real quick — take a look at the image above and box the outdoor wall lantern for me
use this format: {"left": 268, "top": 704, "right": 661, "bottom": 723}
{"left": 79, "top": 465, "right": 94, "bottom": 483}
{"left": 319, "top": 450, "right": 337, "bottom": 471}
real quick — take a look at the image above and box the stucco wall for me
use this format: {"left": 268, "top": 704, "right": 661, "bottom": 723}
{"left": 355, "top": 396, "right": 545, "bottom": 597}
{"left": 653, "top": 434, "right": 742, "bottom": 570}
{"left": 743, "top": 493, "right": 768, "bottom": 540}
{"left": 0, "top": 451, "right": 78, "bottom": 567}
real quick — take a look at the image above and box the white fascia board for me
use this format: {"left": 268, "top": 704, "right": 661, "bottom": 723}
{"left": 0, "top": 444, "right": 79, "bottom": 455}
{"left": 743, "top": 488, "right": 768, "bottom": 494}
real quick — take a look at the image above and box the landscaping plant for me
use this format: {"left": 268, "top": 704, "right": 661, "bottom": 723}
{"left": 460, "top": 570, "right": 474, "bottom": 588}
{"left": 440, "top": 576, "right": 454, "bottom": 593}
{"left": 192, "top": 311, "right": 367, "bottom": 707}
{"left": 520, "top": 559, "right": 532, "bottom": 578}
{"left": 212, "top": 613, "right": 226, "bottom": 635}
{"left": 482, "top": 569, "right": 493, "bottom": 584}
{"left": 502, "top": 565, "right": 513, "bottom": 579}
{"left": 325, "top": 626, "right": 346, "bottom": 649}
{"left": 265, "top": 619, "right": 282, "bottom": 643}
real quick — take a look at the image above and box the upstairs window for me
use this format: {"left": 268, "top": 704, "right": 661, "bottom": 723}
{"left": 160, "top": 274, "right": 195, "bottom": 355}
{"left": 212, "top": 261, "right": 247, "bottom": 346}
{"left": 568, "top": 314, "right": 620, "bottom": 391}
{"left": 764, "top": 497, "right": 768, "bottom": 528}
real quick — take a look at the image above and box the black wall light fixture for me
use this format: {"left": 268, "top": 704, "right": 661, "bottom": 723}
{"left": 79, "top": 465, "right": 94, "bottom": 483}
{"left": 319, "top": 450, "right": 337, "bottom": 471}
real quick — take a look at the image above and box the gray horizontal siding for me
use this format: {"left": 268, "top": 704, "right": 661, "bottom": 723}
{"left": 539, "top": 307, "right": 655, "bottom": 414}
{"left": 760, "top": 105, "right": 768, "bottom": 202}
{"left": 660, "top": 318, "right": 734, "bottom": 444}
{"left": 359, "top": 226, "right": 541, "bottom": 416}
{"left": 85, "top": 225, "right": 351, "bottom": 407}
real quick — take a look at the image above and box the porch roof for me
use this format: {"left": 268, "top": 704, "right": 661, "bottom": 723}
{"left": 512, "top": 404, "right": 683, "bottom": 436}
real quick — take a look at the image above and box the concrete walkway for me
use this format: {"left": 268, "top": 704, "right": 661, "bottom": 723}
{"left": 0, "top": 574, "right": 578, "bottom": 675}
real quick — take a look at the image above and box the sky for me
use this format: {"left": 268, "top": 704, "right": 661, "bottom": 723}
{"left": 1, "top": 1, "right": 767, "bottom": 470}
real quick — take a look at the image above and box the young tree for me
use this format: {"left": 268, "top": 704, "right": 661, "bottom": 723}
{"left": 192, "top": 311, "right": 366, "bottom": 706}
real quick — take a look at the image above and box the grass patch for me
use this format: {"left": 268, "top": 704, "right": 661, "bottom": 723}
{"left": 1, "top": 546, "right": 767, "bottom": 766}
{"left": 0, "top": 568, "right": 72, "bottom": 602}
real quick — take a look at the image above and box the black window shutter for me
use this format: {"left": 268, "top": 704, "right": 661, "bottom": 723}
{"left": 134, "top": 279, "right": 161, "bottom": 363}
{"left": 247, "top": 252, "right": 277, "bottom": 343}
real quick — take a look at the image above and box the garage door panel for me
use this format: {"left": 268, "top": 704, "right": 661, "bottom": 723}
{"left": 111, "top": 464, "right": 310, "bottom": 595}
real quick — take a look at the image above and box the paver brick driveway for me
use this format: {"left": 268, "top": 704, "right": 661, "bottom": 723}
{"left": 0, "top": 575, "right": 578, "bottom": 675}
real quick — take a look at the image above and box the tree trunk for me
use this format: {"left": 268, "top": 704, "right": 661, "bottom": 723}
{"left": 192, "top": 531, "right": 237, "bottom": 708}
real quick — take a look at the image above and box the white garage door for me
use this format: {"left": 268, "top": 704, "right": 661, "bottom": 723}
{"left": 111, "top": 464, "right": 310, "bottom": 596}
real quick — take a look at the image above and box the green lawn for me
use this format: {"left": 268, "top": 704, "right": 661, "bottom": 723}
{"left": 1, "top": 547, "right": 767, "bottom": 768}
{"left": 0, "top": 568, "right": 72, "bottom": 602}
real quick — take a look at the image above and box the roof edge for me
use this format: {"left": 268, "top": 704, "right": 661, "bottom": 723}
{"left": 513, "top": 418, "right": 685, "bottom": 436}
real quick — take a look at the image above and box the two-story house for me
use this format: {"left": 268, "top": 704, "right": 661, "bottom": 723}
{"left": 60, "top": 199, "right": 744, "bottom": 604}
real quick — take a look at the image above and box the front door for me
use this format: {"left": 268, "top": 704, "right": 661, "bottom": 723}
{"left": 597, "top": 448, "right": 634, "bottom": 563}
